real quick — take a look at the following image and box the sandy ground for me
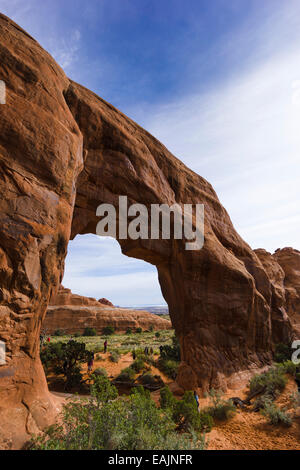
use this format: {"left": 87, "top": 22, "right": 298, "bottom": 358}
{"left": 49, "top": 355, "right": 300, "bottom": 450}
{"left": 205, "top": 379, "right": 300, "bottom": 450}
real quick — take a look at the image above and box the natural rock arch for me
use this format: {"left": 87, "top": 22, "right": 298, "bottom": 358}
{"left": 0, "top": 14, "right": 293, "bottom": 447}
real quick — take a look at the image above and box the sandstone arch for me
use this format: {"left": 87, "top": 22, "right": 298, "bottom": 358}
{"left": 0, "top": 14, "right": 293, "bottom": 448}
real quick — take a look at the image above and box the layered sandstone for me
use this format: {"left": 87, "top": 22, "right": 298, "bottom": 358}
{"left": 49, "top": 285, "right": 114, "bottom": 308}
{"left": 44, "top": 285, "right": 172, "bottom": 334}
{"left": 274, "top": 248, "right": 300, "bottom": 334}
{"left": 255, "top": 248, "right": 300, "bottom": 338}
{"left": 0, "top": 13, "right": 296, "bottom": 448}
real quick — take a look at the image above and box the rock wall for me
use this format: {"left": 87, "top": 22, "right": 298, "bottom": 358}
{"left": 0, "top": 13, "right": 296, "bottom": 447}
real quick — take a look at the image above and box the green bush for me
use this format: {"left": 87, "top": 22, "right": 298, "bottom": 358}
{"left": 109, "top": 351, "right": 120, "bottom": 363}
{"left": 83, "top": 327, "right": 97, "bottom": 337}
{"left": 155, "top": 332, "right": 160, "bottom": 338}
{"left": 157, "top": 358, "right": 178, "bottom": 379}
{"left": 249, "top": 366, "right": 287, "bottom": 398}
{"left": 160, "top": 386, "right": 177, "bottom": 411}
{"left": 40, "top": 340, "right": 89, "bottom": 391}
{"left": 93, "top": 367, "right": 108, "bottom": 378}
{"left": 126, "top": 328, "right": 132, "bottom": 335}
{"left": 274, "top": 343, "right": 293, "bottom": 363}
{"left": 31, "top": 376, "right": 206, "bottom": 450}
{"left": 115, "top": 367, "right": 136, "bottom": 383}
{"left": 173, "top": 391, "right": 213, "bottom": 433}
{"left": 277, "top": 360, "right": 298, "bottom": 377}
{"left": 102, "top": 326, "right": 115, "bottom": 336}
{"left": 131, "top": 385, "right": 151, "bottom": 399}
{"left": 136, "top": 327, "right": 142, "bottom": 334}
{"left": 290, "top": 392, "right": 300, "bottom": 409}
{"left": 130, "top": 358, "right": 146, "bottom": 373}
{"left": 53, "top": 329, "right": 65, "bottom": 337}
{"left": 74, "top": 332, "right": 81, "bottom": 338}
{"left": 205, "top": 389, "right": 236, "bottom": 421}
{"left": 138, "top": 372, "right": 164, "bottom": 388}
{"left": 261, "top": 400, "right": 292, "bottom": 427}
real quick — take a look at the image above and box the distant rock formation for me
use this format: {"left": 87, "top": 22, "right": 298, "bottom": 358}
{"left": 44, "top": 285, "right": 172, "bottom": 334}
{"left": 49, "top": 285, "right": 114, "bottom": 308}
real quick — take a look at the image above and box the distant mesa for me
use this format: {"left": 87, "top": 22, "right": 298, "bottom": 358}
{"left": 44, "top": 285, "right": 172, "bottom": 334}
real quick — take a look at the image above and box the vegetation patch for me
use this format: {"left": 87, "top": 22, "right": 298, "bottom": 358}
{"left": 31, "top": 377, "right": 206, "bottom": 450}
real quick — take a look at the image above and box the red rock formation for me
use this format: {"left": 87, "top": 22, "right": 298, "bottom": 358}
{"left": 49, "top": 285, "right": 113, "bottom": 307}
{"left": 45, "top": 305, "right": 172, "bottom": 335}
{"left": 254, "top": 249, "right": 292, "bottom": 344}
{"left": 274, "top": 248, "right": 300, "bottom": 334}
{"left": 0, "top": 13, "right": 296, "bottom": 447}
{"left": 44, "top": 285, "right": 171, "bottom": 333}
{"left": 98, "top": 298, "right": 114, "bottom": 307}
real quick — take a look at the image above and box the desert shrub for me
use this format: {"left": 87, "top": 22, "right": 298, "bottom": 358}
{"left": 149, "top": 326, "right": 154, "bottom": 332}
{"left": 115, "top": 367, "right": 136, "bottom": 383}
{"left": 109, "top": 351, "right": 120, "bottom": 363}
{"left": 160, "top": 386, "right": 177, "bottom": 411}
{"left": 83, "top": 327, "right": 97, "bottom": 337}
{"left": 126, "top": 327, "right": 132, "bottom": 335}
{"left": 31, "top": 375, "right": 206, "bottom": 450}
{"left": 138, "top": 372, "right": 163, "bottom": 387}
{"left": 157, "top": 358, "right": 178, "bottom": 379}
{"left": 173, "top": 391, "right": 213, "bottom": 433}
{"left": 93, "top": 367, "right": 108, "bottom": 378}
{"left": 74, "top": 332, "right": 81, "bottom": 338}
{"left": 102, "top": 326, "right": 115, "bottom": 336}
{"left": 136, "top": 327, "right": 142, "bottom": 334}
{"left": 155, "top": 332, "right": 160, "bottom": 338}
{"left": 277, "top": 360, "right": 298, "bottom": 377}
{"left": 261, "top": 400, "right": 292, "bottom": 427}
{"left": 130, "top": 358, "right": 146, "bottom": 373}
{"left": 205, "top": 389, "right": 236, "bottom": 421}
{"left": 40, "top": 340, "right": 90, "bottom": 391}
{"left": 249, "top": 366, "right": 287, "bottom": 398}
{"left": 253, "top": 392, "right": 274, "bottom": 411}
{"left": 53, "top": 329, "right": 65, "bottom": 337}
{"left": 131, "top": 385, "right": 151, "bottom": 399}
{"left": 290, "top": 392, "right": 300, "bottom": 409}
{"left": 274, "top": 343, "right": 293, "bottom": 363}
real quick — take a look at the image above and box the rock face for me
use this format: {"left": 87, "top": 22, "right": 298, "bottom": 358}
{"left": 49, "top": 285, "right": 114, "bottom": 308}
{"left": 255, "top": 248, "right": 300, "bottom": 338}
{"left": 44, "top": 285, "right": 172, "bottom": 334}
{"left": 0, "top": 13, "right": 297, "bottom": 447}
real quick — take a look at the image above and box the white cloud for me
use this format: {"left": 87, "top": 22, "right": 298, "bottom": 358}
{"left": 140, "top": 46, "right": 300, "bottom": 253}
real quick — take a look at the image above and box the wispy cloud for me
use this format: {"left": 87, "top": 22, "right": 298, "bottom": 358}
{"left": 136, "top": 6, "right": 300, "bottom": 253}
{"left": 48, "top": 28, "right": 81, "bottom": 72}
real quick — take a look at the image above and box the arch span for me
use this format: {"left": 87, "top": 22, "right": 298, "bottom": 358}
{"left": 0, "top": 14, "right": 292, "bottom": 448}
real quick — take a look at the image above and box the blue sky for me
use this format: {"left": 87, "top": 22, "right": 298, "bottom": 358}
{"left": 1, "top": 1, "right": 300, "bottom": 305}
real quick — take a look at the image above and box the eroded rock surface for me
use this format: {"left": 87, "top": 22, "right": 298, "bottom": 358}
{"left": 49, "top": 285, "right": 114, "bottom": 308}
{"left": 45, "top": 285, "right": 172, "bottom": 334}
{"left": 0, "top": 13, "right": 296, "bottom": 448}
